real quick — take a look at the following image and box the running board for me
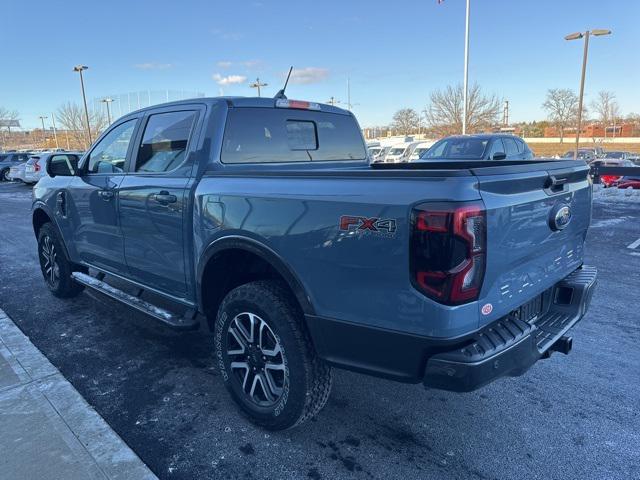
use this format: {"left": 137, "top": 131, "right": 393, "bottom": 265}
{"left": 71, "top": 272, "right": 199, "bottom": 330}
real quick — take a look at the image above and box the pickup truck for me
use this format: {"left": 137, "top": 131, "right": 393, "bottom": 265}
{"left": 32, "top": 97, "right": 597, "bottom": 430}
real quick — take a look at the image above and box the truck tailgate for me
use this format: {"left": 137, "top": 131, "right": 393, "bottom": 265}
{"left": 474, "top": 161, "right": 592, "bottom": 326}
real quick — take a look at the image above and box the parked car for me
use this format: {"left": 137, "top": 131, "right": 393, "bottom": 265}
{"left": 420, "top": 134, "right": 534, "bottom": 161}
{"left": 616, "top": 176, "right": 640, "bottom": 189}
{"left": 601, "top": 151, "right": 632, "bottom": 161}
{"left": 562, "top": 150, "right": 596, "bottom": 161}
{"left": 407, "top": 141, "right": 436, "bottom": 161}
{"left": 0, "top": 152, "right": 32, "bottom": 181}
{"left": 384, "top": 143, "right": 412, "bottom": 163}
{"left": 590, "top": 159, "right": 637, "bottom": 187}
{"left": 32, "top": 96, "right": 596, "bottom": 430}
{"left": 24, "top": 152, "right": 82, "bottom": 184}
{"left": 371, "top": 145, "right": 391, "bottom": 163}
{"left": 8, "top": 162, "right": 28, "bottom": 182}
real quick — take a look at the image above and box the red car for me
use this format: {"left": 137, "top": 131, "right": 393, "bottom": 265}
{"left": 617, "top": 177, "right": 640, "bottom": 189}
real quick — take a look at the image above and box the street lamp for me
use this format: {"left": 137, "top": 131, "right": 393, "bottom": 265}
{"left": 73, "top": 65, "right": 92, "bottom": 146}
{"left": 100, "top": 97, "right": 114, "bottom": 124}
{"left": 565, "top": 29, "right": 611, "bottom": 158}
{"left": 249, "top": 77, "right": 268, "bottom": 97}
{"left": 38, "top": 115, "right": 48, "bottom": 146}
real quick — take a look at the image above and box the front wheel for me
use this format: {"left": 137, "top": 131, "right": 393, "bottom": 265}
{"left": 37, "top": 223, "right": 84, "bottom": 298}
{"left": 215, "top": 281, "right": 332, "bottom": 430}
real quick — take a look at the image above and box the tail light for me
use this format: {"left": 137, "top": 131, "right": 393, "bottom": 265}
{"left": 410, "top": 202, "right": 486, "bottom": 305}
{"left": 34, "top": 160, "right": 41, "bottom": 172}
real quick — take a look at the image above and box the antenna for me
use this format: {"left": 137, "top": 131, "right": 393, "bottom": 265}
{"left": 274, "top": 66, "right": 293, "bottom": 99}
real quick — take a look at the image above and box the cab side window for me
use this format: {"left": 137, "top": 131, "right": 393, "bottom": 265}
{"left": 134, "top": 111, "right": 197, "bottom": 173}
{"left": 86, "top": 120, "right": 137, "bottom": 174}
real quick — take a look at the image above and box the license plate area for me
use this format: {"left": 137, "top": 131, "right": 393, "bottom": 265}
{"left": 507, "top": 293, "right": 544, "bottom": 324}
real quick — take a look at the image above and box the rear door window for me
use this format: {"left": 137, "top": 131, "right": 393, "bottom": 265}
{"left": 222, "top": 108, "right": 366, "bottom": 163}
{"left": 502, "top": 137, "right": 519, "bottom": 157}
{"left": 134, "top": 110, "right": 197, "bottom": 173}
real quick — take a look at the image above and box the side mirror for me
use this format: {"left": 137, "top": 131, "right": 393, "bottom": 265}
{"left": 491, "top": 152, "right": 507, "bottom": 160}
{"left": 47, "top": 155, "right": 78, "bottom": 177}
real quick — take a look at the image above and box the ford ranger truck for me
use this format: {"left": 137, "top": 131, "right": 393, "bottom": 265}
{"left": 32, "top": 97, "right": 597, "bottom": 430}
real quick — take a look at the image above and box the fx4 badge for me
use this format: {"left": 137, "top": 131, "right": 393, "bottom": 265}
{"left": 339, "top": 215, "right": 397, "bottom": 237}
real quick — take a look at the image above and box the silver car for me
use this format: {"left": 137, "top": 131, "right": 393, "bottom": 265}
{"left": 24, "top": 152, "right": 82, "bottom": 184}
{"left": 8, "top": 162, "right": 27, "bottom": 182}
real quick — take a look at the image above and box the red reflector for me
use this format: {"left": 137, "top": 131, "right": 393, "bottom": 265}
{"left": 416, "top": 211, "right": 449, "bottom": 232}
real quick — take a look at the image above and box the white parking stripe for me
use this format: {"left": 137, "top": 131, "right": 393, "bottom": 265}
{"left": 627, "top": 237, "right": 640, "bottom": 249}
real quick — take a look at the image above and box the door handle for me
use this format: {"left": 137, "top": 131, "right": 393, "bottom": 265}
{"left": 153, "top": 191, "right": 177, "bottom": 205}
{"left": 98, "top": 190, "right": 114, "bottom": 200}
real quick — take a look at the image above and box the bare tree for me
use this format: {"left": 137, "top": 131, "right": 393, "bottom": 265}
{"left": 391, "top": 108, "right": 421, "bottom": 135}
{"left": 590, "top": 91, "right": 620, "bottom": 127}
{"left": 425, "top": 84, "right": 501, "bottom": 136}
{"left": 55, "top": 102, "right": 108, "bottom": 149}
{"left": 542, "top": 88, "right": 584, "bottom": 142}
{"left": 0, "top": 107, "right": 19, "bottom": 121}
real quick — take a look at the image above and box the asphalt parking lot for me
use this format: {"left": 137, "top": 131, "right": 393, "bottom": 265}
{"left": 0, "top": 181, "right": 638, "bottom": 480}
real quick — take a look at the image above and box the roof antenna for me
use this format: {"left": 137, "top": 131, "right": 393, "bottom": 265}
{"left": 274, "top": 66, "right": 293, "bottom": 99}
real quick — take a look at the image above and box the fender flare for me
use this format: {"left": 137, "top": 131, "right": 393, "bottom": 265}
{"left": 196, "top": 235, "right": 315, "bottom": 316}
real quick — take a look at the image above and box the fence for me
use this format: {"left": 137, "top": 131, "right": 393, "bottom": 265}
{"left": 90, "top": 90, "right": 205, "bottom": 120}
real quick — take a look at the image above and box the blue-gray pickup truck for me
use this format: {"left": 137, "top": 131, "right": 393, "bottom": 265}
{"left": 32, "top": 97, "right": 597, "bottom": 430}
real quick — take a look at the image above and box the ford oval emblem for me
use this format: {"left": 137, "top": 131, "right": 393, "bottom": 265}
{"left": 550, "top": 204, "right": 572, "bottom": 231}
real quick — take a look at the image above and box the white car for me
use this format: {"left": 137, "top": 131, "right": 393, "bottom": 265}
{"left": 384, "top": 144, "right": 411, "bottom": 163}
{"left": 406, "top": 141, "right": 436, "bottom": 161}
{"left": 24, "top": 152, "right": 82, "bottom": 184}
{"left": 8, "top": 163, "right": 27, "bottom": 182}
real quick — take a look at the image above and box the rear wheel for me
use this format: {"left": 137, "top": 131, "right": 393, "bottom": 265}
{"left": 215, "top": 280, "right": 332, "bottom": 430}
{"left": 1, "top": 168, "right": 9, "bottom": 182}
{"left": 37, "top": 223, "right": 84, "bottom": 298}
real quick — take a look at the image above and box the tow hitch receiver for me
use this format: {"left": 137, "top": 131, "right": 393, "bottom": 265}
{"left": 549, "top": 336, "right": 573, "bottom": 355}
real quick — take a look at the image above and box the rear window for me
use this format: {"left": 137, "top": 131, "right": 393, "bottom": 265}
{"left": 221, "top": 108, "right": 366, "bottom": 164}
{"left": 27, "top": 157, "right": 40, "bottom": 165}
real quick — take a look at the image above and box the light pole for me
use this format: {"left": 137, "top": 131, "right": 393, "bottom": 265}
{"left": 73, "top": 65, "right": 92, "bottom": 146}
{"left": 462, "top": 0, "right": 470, "bottom": 134}
{"left": 50, "top": 113, "right": 59, "bottom": 149}
{"left": 101, "top": 97, "right": 113, "bottom": 124}
{"left": 249, "top": 77, "right": 268, "bottom": 97}
{"left": 38, "top": 115, "right": 48, "bottom": 147}
{"left": 565, "top": 29, "right": 611, "bottom": 158}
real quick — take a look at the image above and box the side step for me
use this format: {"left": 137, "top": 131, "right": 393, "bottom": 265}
{"left": 71, "top": 272, "right": 199, "bottom": 331}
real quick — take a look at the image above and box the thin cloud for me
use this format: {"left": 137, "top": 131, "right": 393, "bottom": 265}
{"left": 211, "top": 28, "right": 243, "bottom": 41}
{"left": 288, "top": 67, "right": 329, "bottom": 85}
{"left": 216, "top": 60, "right": 262, "bottom": 69}
{"left": 134, "top": 62, "right": 173, "bottom": 70}
{"left": 212, "top": 73, "right": 247, "bottom": 85}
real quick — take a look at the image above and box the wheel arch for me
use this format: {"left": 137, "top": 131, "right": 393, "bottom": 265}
{"left": 197, "top": 236, "right": 315, "bottom": 327}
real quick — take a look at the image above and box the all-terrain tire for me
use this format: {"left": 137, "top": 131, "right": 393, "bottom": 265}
{"left": 215, "top": 280, "right": 332, "bottom": 430}
{"left": 37, "top": 222, "right": 84, "bottom": 298}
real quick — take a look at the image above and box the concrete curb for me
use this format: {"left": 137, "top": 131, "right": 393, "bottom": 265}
{"left": 0, "top": 308, "right": 158, "bottom": 480}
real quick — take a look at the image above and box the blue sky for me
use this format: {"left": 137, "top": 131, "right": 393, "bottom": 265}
{"left": 3, "top": 0, "right": 639, "bottom": 129}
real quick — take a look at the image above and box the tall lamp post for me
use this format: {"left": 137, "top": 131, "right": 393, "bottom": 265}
{"left": 249, "top": 78, "right": 268, "bottom": 97}
{"left": 73, "top": 65, "right": 92, "bottom": 146}
{"left": 565, "top": 29, "right": 611, "bottom": 158}
{"left": 101, "top": 97, "right": 113, "bottom": 124}
{"left": 462, "top": 0, "right": 470, "bottom": 134}
{"left": 38, "top": 115, "right": 48, "bottom": 147}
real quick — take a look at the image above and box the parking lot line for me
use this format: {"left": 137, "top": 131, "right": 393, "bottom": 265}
{"left": 627, "top": 237, "right": 640, "bottom": 249}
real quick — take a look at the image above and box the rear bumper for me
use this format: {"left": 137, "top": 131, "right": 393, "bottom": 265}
{"left": 306, "top": 265, "right": 597, "bottom": 390}
{"left": 423, "top": 265, "right": 597, "bottom": 391}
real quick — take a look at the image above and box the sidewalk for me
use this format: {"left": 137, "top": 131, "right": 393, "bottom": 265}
{"left": 0, "top": 308, "right": 157, "bottom": 480}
